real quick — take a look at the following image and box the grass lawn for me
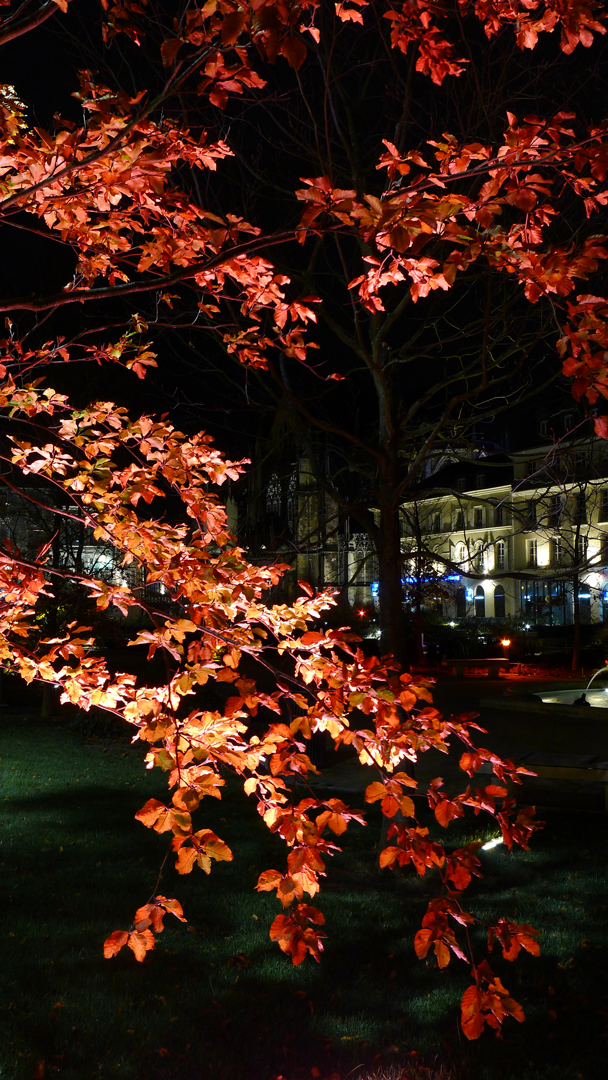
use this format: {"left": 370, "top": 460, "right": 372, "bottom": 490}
{"left": 1, "top": 708, "right": 608, "bottom": 1080}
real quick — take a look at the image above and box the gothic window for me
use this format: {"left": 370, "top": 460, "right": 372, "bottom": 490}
{"left": 266, "top": 472, "right": 281, "bottom": 515}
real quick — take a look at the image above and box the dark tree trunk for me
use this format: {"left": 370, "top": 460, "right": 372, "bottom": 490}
{"left": 572, "top": 570, "right": 580, "bottom": 673}
{"left": 414, "top": 582, "right": 424, "bottom": 666}
{"left": 377, "top": 494, "right": 407, "bottom": 665}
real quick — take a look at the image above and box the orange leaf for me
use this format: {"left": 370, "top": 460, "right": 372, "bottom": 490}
{"left": 127, "top": 929, "right": 155, "bottom": 962}
{"left": 434, "top": 797, "right": 463, "bottom": 828}
{"left": 381, "top": 794, "right": 401, "bottom": 818}
{"left": 365, "top": 781, "right": 386, "bottom": 803}
{"left": 256, "top": 869, "right": 283, "bottom": 892}
{"left": 175, "top": 847, "right": 201, "bottom": 875}
{"left": 379, "top": 845, "right": 397, "bottom": 868}
{"left": 172, "top": 787, "right": 201, "bottom": 812}
{"left": 156, "top": 896, "right": 186, "bottom": 922}
{"left": 103, "top": 930, "right": 129, "bottom": 958}
{"left": 434, "top": 940, "right": 451, "bottom": 968}
{"left": 134, "top": 798, "right": 166, "bottom": 828}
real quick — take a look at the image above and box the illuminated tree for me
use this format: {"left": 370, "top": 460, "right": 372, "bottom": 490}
{"left": 2, "top": 0, "right": 608, "bottom": 1038}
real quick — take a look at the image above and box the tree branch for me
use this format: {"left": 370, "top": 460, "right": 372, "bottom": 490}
{"left": 0, "top": 0, "right": 63, "bottom": 47}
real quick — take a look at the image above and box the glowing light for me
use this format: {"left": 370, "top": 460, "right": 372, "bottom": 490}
{"left": 501, "top": 638, "right": 511, "bottom": 647}
{"left": 481, "top": 836, "right": 503, "bottom": 851}
{"left": 537, "top": 543, "right": 550, "bottom": 567}
{"left": 402, "top": 574, "right": 461, "bottom": 583}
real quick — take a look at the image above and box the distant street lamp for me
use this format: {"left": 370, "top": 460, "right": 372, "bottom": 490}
{"left": 501, "top": 637, "right": 511, "bottom": 659}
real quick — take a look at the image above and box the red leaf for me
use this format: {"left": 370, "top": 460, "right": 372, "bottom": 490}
{"left": 280, "top": 37, "right": 307, "bottom": 70}
{"left": 461, "top": 985, "right": 484, "bottom": 1040}
{"left": 222, "top": 12, "right": 247, "bottom": 46}
{"left": 414, "top": 927, "right": 433, "bottom": 959}
{"left": 160, "top": 38, "right": 182, "bottom": 67}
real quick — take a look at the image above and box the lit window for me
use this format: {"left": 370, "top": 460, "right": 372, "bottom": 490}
{"left": 495, "top": 540, "right": 506, "bottom": 570}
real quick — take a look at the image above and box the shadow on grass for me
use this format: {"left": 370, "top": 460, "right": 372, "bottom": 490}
{"left": 2, "top": 715, "right": 608, "bottom": 1079}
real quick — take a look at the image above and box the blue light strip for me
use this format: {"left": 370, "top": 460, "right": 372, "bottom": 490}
{"left": 401, "top": 574, "right": 461, "bottom": 584}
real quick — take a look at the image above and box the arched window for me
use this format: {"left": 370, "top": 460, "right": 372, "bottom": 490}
{"left": 474, "top": 541, "right": 485, "bottom": 572}
{"left": 456, "top": 586, "right": 467, "bottom": 618}
{"left": 474, "top": 585, "right": 485, "bottom": 618}
{"left": 495, "top": 539, "right": 506, "bottom": 570}
{"left": 494, "top": 585, "right": 506, "bottom": 618}
{"left": 266, "top": 472, "right": 281, "bottom": 515}
{"left": 455, "top": 543, "right": 467, "bottom": 569}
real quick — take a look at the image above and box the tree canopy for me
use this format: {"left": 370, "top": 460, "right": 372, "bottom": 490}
{"left": 1, "top": 0, "right": 608, "bottom": 1040}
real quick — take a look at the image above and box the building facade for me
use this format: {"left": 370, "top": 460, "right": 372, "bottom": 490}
{"left": 401, "top": 439, "right": 608, "bottom": 626}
